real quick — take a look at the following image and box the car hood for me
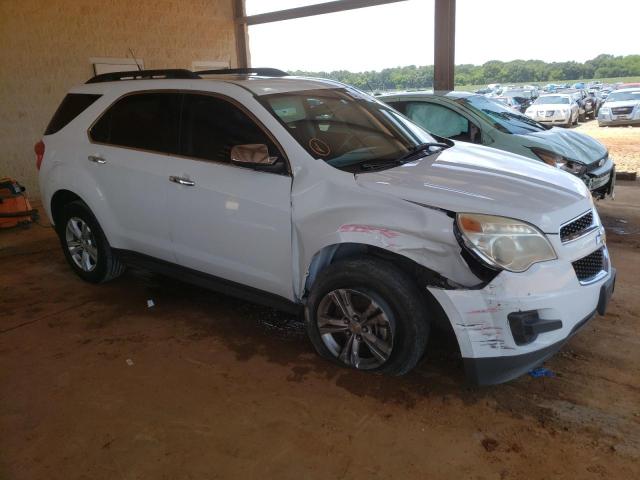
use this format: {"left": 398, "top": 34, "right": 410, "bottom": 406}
{"left": 355, "top": 143, "right": 591, "bottom": 233}
{"left": 515, "top": 127, "right": 607, "bottom": 164}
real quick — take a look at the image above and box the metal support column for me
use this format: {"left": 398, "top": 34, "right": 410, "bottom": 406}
{"left": 233, "top": 0, "right": 250, "bottom": 68}
{"left": 434, "top": 0, "right": 456, "bottom": 91}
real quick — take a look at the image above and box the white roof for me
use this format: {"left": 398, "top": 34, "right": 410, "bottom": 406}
{"left": 71, "top": 74, "right": 346, "bottom": 97}
{"left": 206, "top": 75, "right": 345, "bottom": 95}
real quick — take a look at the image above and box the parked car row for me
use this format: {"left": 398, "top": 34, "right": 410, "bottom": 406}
{"left": 37, "top": 68, "right": 616, "bottom": 386}
{"left": 475, "top": 80, "right": 640, "bottom": 127}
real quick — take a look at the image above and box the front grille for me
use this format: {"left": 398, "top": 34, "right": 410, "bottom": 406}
{"left": 572, "top": 248, "right": 604, "bottom": 282}
{"left": 560, "top": 211, "right": 594, "bottom": 242}
{"left": 611, "top": 106, "right": 633, "bottom": 115}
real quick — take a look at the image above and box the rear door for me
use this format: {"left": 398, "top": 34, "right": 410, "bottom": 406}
{"left": 88, "top": 92, "right": 180, "bottom": 261}
{"left": 166, "top": 92, "right": 294, "bottom": 299}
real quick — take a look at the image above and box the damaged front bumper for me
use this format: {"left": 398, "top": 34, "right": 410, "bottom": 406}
{"left": 428, "top": 252, "right": 616, "bottom": 386}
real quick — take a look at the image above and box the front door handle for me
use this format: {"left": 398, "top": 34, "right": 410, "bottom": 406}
{"left": 169, "top": 175, "right": 195, "bottom": 187}
{"left": 88, "top": 154, "right": 106, "bottom": 164}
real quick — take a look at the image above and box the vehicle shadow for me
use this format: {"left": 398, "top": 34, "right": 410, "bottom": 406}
{"left": 116, "top": 268, "right": 517, "bottom": 409}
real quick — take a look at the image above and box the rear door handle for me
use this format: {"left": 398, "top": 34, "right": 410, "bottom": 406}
{"left": 169, "top": 175, "right": 195, "bottom": 187}
{"left": 88, "top": 154, "right": 106, "bottom": 164}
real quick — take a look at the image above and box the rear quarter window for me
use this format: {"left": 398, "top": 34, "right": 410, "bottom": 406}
{"left": 45, "top": 94, "right": 102, "bottom": 135}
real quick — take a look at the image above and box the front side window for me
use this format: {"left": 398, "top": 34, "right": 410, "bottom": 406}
{"left": 180, "top": 94, "right": 281, "bottom": 164}
{"left": 401, "top": 101, "right": 477, "bottom": 142}
{"left": 259, "top": 88, "right": 436, "bottom": 171}
{"left": 90, "top": 92, "right": 181, "bottom": 154}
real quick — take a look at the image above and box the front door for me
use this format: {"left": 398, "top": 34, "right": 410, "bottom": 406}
{"left": 167, "top": 93, "right": 294, "bottom": 299}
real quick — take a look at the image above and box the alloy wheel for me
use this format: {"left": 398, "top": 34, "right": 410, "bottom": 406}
{"left": 317, "top": 288, "right": 394, "bottom": 369}
{"left": 65, "top": 217, "right": 98, "bottom": 272}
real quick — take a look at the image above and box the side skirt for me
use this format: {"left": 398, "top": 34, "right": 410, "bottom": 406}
{"left": 113, "top": 249, "right": 303, "bottom": 316}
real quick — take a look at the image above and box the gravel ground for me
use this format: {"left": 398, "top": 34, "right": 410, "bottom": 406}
{"left": 575, "top": 119, "right": 640, "bottom": 175}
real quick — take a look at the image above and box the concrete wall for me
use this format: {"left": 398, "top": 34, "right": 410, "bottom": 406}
{"left": 0, "top": 0, "right": 238, "bottom": 196}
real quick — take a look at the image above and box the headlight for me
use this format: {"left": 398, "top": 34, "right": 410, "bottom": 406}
{"left": 599, "top": 107, "right": 610, "bottom": 115}
{"left": 530, "top": 147, "right": 587, "bottom": 175}
{"left": 456, "top": 213, "right": 557, "bottom": 272}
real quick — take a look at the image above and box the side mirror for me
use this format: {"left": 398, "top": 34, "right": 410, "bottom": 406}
{"left": 230, "top": 144, "right": 278, "bottom": 167}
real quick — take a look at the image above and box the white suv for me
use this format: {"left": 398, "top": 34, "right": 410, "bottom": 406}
{"left": 37, "top": 68, "right": 616, "bottom": 384}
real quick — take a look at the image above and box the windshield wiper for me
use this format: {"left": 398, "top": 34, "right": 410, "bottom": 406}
{"left": 357, "top": 159, "right": 405, "bottom": 171}
{"left": 351, "top": 143, "right": 450, "bottom": 172}
{"left": 394, "top": 142, "right": 451, "bottom": 164}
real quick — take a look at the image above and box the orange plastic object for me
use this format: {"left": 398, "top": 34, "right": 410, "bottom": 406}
{"left": 0, "top": 177, "right": 35, "bottom": 228}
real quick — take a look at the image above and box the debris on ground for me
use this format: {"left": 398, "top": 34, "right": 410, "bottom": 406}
{"left": 126, "top": 358, "right": 134, "bottom": 366}
{"left": 147, "top": 299, "right": 155, "bottom": 308}
{"left": 481, "top": 437, "right": 499, "bottom": 452}
{"left": 529, "top": 367, "right": 555, "bottom": 378}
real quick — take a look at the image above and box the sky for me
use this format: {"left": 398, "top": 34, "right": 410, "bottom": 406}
{"left": 246, "top": 0, "right": 639, "bottom": 72}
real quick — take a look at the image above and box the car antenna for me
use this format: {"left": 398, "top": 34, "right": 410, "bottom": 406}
{"left": 128, "top": 48, "right": 142, "bottom": 71}
{"left": 364, "top": 77, "right": 376, "bottom": 95}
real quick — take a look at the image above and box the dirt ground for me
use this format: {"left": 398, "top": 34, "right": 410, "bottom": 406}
{"left": 575, "top": 119, "right": 640, "bottom": 175}
{"left": 1, "top": 188, "right": 639, "bottom": 480}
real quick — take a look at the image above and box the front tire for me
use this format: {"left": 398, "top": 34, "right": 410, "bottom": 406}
{"left": 57, "top": 201, "right": 125, "bottom": 283}
{"left": 305, "top": 257, "right": 429, "bottom": 375}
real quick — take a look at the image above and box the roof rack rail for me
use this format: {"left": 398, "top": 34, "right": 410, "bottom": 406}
{"left": 197, "top": 68, "right": 289, "bottom": 77}
{"left": 86, "top": 69, "right": 200, "bottom": 84}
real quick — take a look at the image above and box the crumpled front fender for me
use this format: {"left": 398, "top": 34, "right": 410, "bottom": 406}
{"left": 291, "top": 177, "right": 481, "bottom": 299}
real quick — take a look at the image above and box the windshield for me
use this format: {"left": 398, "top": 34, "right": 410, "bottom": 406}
{"left": 260, "top": 88, "right": 436, "bottom": 171}
{"left": 606, "top": 91, "right": 640, "bottom": 102}
{"left": 534, "top": 96, "right": 570, "bottom": 105}
{"left": 458, "top": 95, "right": 546, "bottom": 134}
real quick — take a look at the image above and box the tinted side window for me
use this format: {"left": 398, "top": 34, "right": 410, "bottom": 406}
{"left": 181, "top": 94, "right": 280, "bottom": 164}
{"left": 90, "top": 93, "right": 181, "bottom": 154}
{"left": 45, "top": 94, "right": 102, "bottom": 135}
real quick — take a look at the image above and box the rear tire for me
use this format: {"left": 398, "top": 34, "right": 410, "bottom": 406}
{"left": 305, "top": 257, "right": 429, "bottom": 376}
{"left": 57, "top": 201, "right": 125, "bottom": 283}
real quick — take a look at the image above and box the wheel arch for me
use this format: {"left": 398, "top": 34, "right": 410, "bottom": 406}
{"left": 303, "top": 242, "right": 453, "bottom": 333}
{"left": 50, "top": 189, "right": 84, "bottom": 229}
{"left": 49, "top": 188, "right": 120, "bottom": 252}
